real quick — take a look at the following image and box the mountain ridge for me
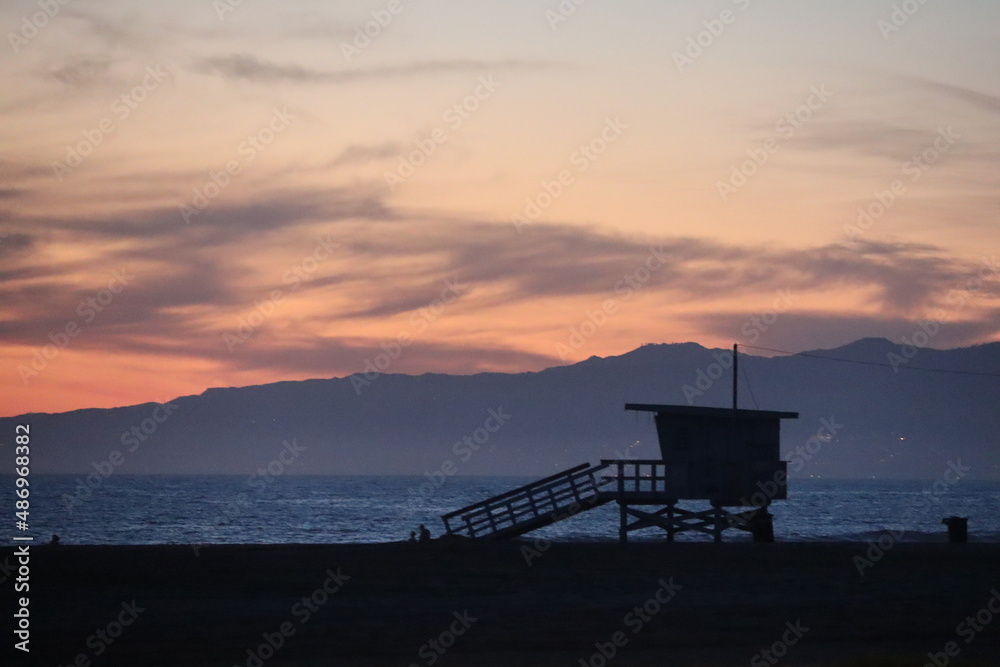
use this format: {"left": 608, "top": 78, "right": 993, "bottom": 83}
{"left": 3, "top": 339, "right": 998, "bottom": 480}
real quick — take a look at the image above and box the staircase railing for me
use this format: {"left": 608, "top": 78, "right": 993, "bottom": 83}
{"left": 600, "top": 459, "right": 675, "bottom": 495}
{"left": 441, "top": 462, "right": 612, "bottom": 538}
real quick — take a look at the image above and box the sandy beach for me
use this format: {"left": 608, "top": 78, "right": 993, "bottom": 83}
{"left": 8, "top": 541, "right": 1000, "bottom": 666}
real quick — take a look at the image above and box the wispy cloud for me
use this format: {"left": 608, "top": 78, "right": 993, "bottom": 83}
{"left": 62, "top": 8, "right": 150, "bottom": 51}
{"left": 327, "top": 142, "right": 402, "bottom": 169}
{"left": 789, "top": 120, "right": 940, "bottom": 161}
{"left": 195, "top": 54, "right": 555, "bottom": 84}
{"left": 909, "top": 77, "right": 1000, "bottom": 117}
{"left": 48, "top": 56, "right": 118, "bottom": 87}
{"left": 3, "top": 184, "right": 996, "bottom": 380}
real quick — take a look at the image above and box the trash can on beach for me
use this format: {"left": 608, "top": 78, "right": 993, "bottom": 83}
{"left": 942, "top": 516, "right": 968, "bottom": 543}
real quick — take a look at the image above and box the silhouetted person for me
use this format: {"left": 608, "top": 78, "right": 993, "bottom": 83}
{"left": 49, "top": 534, "right": 60, "bottom": 547}
{"left": 408, "top": 531, "right": 417, "bottom": 543}
{"left": 418, "top": 524, "right": 431, "bottom": 543}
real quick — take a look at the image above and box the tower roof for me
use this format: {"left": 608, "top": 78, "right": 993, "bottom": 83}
{"left": 624, "top": 404, "right": 798, "bottom": 420}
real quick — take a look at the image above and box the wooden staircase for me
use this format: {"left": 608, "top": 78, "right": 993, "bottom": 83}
{"left": 441, "top": 462, "right": 614, "bottom": 539}
{"left": 440, "top": 459, "right": 778, "bottom": 542}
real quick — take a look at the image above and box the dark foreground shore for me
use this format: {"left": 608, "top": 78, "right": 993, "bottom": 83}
{"left": 6, "top": 541, "right": 1000, "bottom": 666}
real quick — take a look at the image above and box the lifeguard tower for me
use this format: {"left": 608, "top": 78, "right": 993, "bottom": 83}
{"left": 441, "top": 348, "right": 799, "bottom": 542}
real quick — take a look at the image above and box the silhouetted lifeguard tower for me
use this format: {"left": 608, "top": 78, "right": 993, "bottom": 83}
{"left": 441, "top": 346, "right": 799, "bottom": 542}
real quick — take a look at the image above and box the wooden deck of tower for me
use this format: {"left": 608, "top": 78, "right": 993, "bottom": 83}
{"left": 441, "top": 404, "right": 799, "bottom": 543}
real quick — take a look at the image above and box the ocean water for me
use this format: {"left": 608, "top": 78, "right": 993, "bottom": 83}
{"left": 2, "top": 475, "right": 998, "bottom": 546}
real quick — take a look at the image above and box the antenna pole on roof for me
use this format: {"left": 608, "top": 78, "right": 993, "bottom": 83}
{"left": 732, "top": 343, "right": 738, "bottom": 411}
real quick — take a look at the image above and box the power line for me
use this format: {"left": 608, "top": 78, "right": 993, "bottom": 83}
{"left": 740, "top": 360, "right": 760, "bottom": 409}
{"left": 740, "top": 344, "right": 1000, "bottom": 379}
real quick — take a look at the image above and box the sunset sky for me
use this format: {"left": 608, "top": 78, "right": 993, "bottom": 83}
{"left": 2, "top": 0, "right": 998, "bottom": 416}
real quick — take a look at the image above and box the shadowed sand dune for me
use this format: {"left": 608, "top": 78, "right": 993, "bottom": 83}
{"left": 9, "top": 541, "right": 1000, "bottom": 666}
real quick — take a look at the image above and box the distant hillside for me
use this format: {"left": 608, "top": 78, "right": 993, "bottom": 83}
{"left": 3, "top": 339, "right": 998, "bottom": 479}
